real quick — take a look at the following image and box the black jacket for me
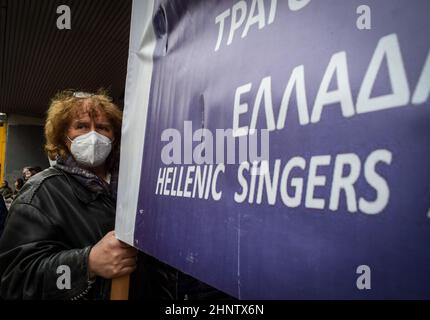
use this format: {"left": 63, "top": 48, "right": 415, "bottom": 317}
{"left": 0, "top": 196, "right": 7, "bottom": 238}
{"left": 0, "top": 167, "right": 115, "bottom": 300}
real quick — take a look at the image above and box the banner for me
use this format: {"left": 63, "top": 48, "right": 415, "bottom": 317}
{"left": 116, "top": 0, "right": 430, "bottom": 299}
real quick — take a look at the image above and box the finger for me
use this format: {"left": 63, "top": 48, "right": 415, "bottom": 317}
{"left": 121, "top": 257, "right": 137, "bottom": 268}
{"left": 106, "top": 230, "right": 116, "bottom": 237}
{"left": 117, "top": 266, "right": 137, "bottom": 277}
{"left": 121, "top": 248, "right": 138, "bottom": 258}
{"left": 121, "top": 253, "right": 138, "bottom": 261}
{"left": 109, "top": 238, "right": 125, "bottom": 250}
{"left": 110, "top": 237, "right": 134, "bottom": 249}
{"left": 118, "top": 240, "right": 136, "bottom": 249}
{"left": 118, "top": 246, "right": 137, "bottom": 254}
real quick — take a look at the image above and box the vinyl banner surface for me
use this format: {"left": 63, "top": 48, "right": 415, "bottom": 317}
{"left": 116, "top": 0, "right": 430, "bottom": 299}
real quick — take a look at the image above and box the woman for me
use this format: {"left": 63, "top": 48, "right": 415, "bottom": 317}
{"left": 0, "top": 90, "right": 137, "bottom": 299}
{"left": 21, "top": 166, "right": 33, "bottom": 182}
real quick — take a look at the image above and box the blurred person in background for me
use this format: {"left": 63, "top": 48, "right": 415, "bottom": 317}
{"left": 3, "top": 178, "right": 25, "bottom": 210}
{"left": 21, "top": 167, "right": 33, "bottom": 182}
{"left": 30, "top": 166, "right": 43, "bottom": 176}
{"left": 12, "top": 178, "right": 24, "bottom": 200}
{"left": 0, "top": 181, "right": 13, "bottom": 200}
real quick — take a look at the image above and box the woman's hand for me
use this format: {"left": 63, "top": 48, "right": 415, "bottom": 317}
{"left": 88, "top": 231, "right": 138, "bottom": 279}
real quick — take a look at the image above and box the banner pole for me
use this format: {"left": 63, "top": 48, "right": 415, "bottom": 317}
{"left": 110, "top": 275, "right": 130, "bottom": 300}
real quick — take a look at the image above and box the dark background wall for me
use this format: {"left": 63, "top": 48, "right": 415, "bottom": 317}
{"left": 4, "top": 124, "right": 49, "bottom": 186}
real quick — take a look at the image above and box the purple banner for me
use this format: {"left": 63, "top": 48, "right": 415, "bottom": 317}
{"left": 132, "top": 0, "right": 430, "bottom": 299}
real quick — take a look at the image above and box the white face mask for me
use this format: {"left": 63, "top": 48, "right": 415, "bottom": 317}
{"left": 68, "top": 131, "right": 112, "bottom": 167}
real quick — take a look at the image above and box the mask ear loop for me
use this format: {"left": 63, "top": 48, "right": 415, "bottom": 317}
{"left": 67, "top": 132, "right": 114, "bottom": 144}
{"left": 94, "top": 132, "right": 114, "bottom": 144}
{"left": 95, "top": 131, "right": 114, "bottom": 144}
{"left": 66, "top": 131, "right": 95, "bottom": 143}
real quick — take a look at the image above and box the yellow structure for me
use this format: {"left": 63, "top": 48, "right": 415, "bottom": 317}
{"left": 0, "top": 117, "right": 7, "bottom": 183}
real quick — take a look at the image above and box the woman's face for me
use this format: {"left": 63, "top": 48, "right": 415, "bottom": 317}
{"left": 66, "top": 100, "right": 114, "bottom": 149}
{"left": 22, "top": 168, "right": 31, "bottom": 180}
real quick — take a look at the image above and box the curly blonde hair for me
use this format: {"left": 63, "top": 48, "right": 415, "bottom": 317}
{"left": 44, "top": 89, "right": 122, "bottom": 166}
